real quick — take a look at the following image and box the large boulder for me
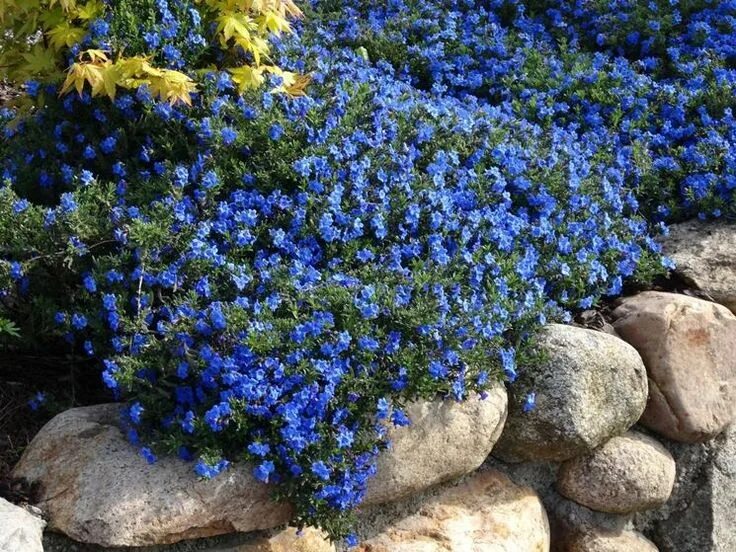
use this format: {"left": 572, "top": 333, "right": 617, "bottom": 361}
{"left": 365, "top": 386, "right": 507, "bottom": 505}
{"left": 612, "top": 292, "right": 736, "bottom": 442}
{"left": 556, "top": 432, "right": 675, "bottom": 514}
{"left": 354, "top": 470, "right": 550, "bottom": 552}
{"left": 12, "top": 404, "right": 292, "bottom": 547}
{"left": 12, "top": 388, "right": 507, "bottom": 547}
{"left": 494, "top": 324, "right": 648, "bottom": 462}
{"left": 0, "top": 498, "right": 46, "bottom": 552}
{"left": 662, "top": 220, "right": 736, "bottom": 313}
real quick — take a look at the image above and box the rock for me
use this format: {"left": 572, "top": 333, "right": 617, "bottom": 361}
{"left": 612, "top": 292, "right": 736, "bottom": 442}
{"left": 217, "top": 527, "right": 335, "bottom": 552}
{"left": 634, "top": 424, "right": 736, "bottom": 552}
{"left": 12, "top": 404, "right": 291, "bottom": 547}
{"left": 494, "top": 324, "right": 648, "bottom": 462}
{"left": 0, "top": 498, "right": 46, "bottom": 552}
{"left": 562, "top": 529, "right": 658, "bottom": 552}
{"left": 556, "top": 432, "right": 675, "bottom": 514}
{"left": 662, "top": 220, "right": 736, "bottom": 313}
{"left": 365, "top": 385, "right": 508, "bottom": 505}
{"left": 354, "top": 470, "right": 550, "bottom": 552}
{"left": 12, "top": 390, "right": 507, "bottom": 547}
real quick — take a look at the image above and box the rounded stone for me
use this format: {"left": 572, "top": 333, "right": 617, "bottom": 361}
{"left": 564, "top": 529, "right": 658, "bottom": 552}
{"left": 494, "top": 324, "right": 648, "bottom": 463}
{"left": 0, "top": 498, "right": 46, "bottom": 552}
{"left": 365, "top": 385, "right": 508, "bottom": 505}
{"left": 612, "top": 291, "right": 736, "bottom": 442}
{"left": 12, "top": 389, "right": 507, "bottom": 547}
{"left": 556, "top": 431, "right": 676, "bottom": 514}
{"left": 232, "top": 527, "right": 335, "bottom": 552}
{"left": 355, "top": 470, "right": 550, "bottom": 552}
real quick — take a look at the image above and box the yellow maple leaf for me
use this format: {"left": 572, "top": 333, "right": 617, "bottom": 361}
{"left": 216, "top": 12, "right": 256, "bottom": 44}
{"left": 80, "top": 49, "right": 110, "bottom": 63}
{"left": 229, "top": 65, "right": 266, "bottom": 93}
{"left": 21, "top": 44, "right": 58, "bottom": 76}
{"left": 47, "top": 22, "right": 86, "bottom": 50}
{"left": 60, "top": 61, "right": 104, "bottom": 96}
{"left": 256, "top": 11, "right": 291, "bottom": 35}
{"left": 147, "top": 70, "right": 197, "bottom": 105}
{"left": 75, "top": 0, "right": 104, "bottom": 20}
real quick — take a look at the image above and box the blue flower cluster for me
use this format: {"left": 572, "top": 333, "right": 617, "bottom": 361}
{"left": 1, "top": 0, "right": 732, "bottom": 542}
{"left": 318, "top": 0, "right": 736, "bottom": 220}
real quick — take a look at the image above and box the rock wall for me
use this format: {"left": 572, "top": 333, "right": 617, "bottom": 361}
{"left": 4, "top": 221, "right": 736, "bottom": 552}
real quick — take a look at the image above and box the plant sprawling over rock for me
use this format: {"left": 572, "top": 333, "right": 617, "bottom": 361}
{"left": 1, "top": 0, "right": 734, "bottom": 543}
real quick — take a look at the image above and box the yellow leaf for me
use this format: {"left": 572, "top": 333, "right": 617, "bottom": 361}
{"left": 47, "top": 22, "right": 86, "bottom": 50}
{"left": 282, "top": 73, "right": 311, "bottom": 97}
{"left": 256, "top": 11, "right": 291, "bottom": 35}
{"left": 229, "top": 65, "right": 265, "bottom": 93}
{"left": 20, "top": 44, "right": 58, "bottom": 76}
{"left": 60, "top": 61, "right": 102, "bottom": 96}
{"left": 270, "top": 71, "right": 311, "bottom": 97}
{"left": 146, "top": 70, "right": 197, "bottom": 105}
{"left": 76, "top": 0, "right": 104, "bottom": 20}
{"left": 98, "top": 63, "right": 119, "bottom": 100}
{"left": 216, "top": 12, "right": 256, "bottom": 44}
{"left": 80, "top": 49, "right": 109, "bottom": 63}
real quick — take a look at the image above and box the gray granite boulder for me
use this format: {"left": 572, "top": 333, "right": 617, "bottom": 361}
{"left": 662, "top": 220, "right": 736, "bottom": 313}
{"left": 0, "top": 498, "right": 46, "bottom": 552}
{"left": 557, "top": 432, "right": 675, "bottom": 514}
{"left": 494, "top": 324, "right": 648, "bottom": 462}
{"left": 634, "top": 424, "right": 736, "bottom": 552}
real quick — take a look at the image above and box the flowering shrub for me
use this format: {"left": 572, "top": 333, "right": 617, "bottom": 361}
{"left": 321, "top": 0, "right": 736, "bottom": 220}
{"left": 1, "top": 0, "right": 734, "bottom": 544}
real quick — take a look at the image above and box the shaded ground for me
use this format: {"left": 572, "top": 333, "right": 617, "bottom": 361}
{"left": 0, "top": 380, "right": 45, "bottom": 485}
{"left": 0, "top": 351, "right": 109, "bottom": 503}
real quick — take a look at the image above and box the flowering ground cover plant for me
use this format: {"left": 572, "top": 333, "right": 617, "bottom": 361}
{"left": 1, "top": 0, "right": 735, "bottom": 544}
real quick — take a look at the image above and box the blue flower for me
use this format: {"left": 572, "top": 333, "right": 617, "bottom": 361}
{"left": 268, "top": 124, "right": 284, "bottom": 140}
{"left": 140, "top": 447, "right": 157, "bottom": 464}
{"left": 311, "top": 460, "right": 331, "bottom": 481}
{"left": 253, "top": 460, "right": 276, "bottom": 483}
{"left": 71, "top": 313, "right": 88, "bottom": 330}
{"left": 522, "top": 392, "right": 536, "bottom": 413}
{"left": 28, "top": 391, "right": 47, "bottom": 411}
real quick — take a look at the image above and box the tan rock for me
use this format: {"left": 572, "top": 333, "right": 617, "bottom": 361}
{"left": 11, "top": 389, "right": 507, "bottom": 547}
{"left": 365, "top": 385, "right": 508, "bottom": 505}
{"left": 563, "top": 529, "right": 658, "bottom": 552}
{"left": 556, "top": 432, "right": 675, "bottom": 514}
{"left": 662, "top": 220, "right": 736, "bottom": 313}
{"left": 612, "top": 291, "right": 736, "bottom": 442}
{"left": 11, "top": 404, "right": 292, "bottom": 547}
{"left": 220, "top": 527, "right": 335, "bottom": 552}
{"left": 494, "top": 324, "right": 648, "bottom": 463}
{"left": 356, "top": 470, "right": 550, "bottom": 552}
